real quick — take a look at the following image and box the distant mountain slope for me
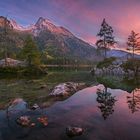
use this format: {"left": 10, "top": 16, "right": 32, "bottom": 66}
{"left": 107, "top": 49, "right": 140, "bottom": 59}
{"left": 0, "top": 16, "right": 139, "bottom": 62}
{"left": 0, "top": 16, "right": 102, "bottom": 61}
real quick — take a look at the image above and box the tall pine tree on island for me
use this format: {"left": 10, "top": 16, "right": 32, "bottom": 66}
{"left": 96, "top": 19, "right": 116, "bottom": 58}
{"left": 127, "top": 30, "right": 140, "bottom": 59}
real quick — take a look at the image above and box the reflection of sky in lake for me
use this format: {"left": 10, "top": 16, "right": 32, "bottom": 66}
{"left": 0, "top": 85, "right": 140, "bottom": 140}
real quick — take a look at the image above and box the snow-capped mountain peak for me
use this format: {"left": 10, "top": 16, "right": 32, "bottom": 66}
{"left": 35, "top": 17, "right": 57, "bottom": 31}
{"left": 35, "top": 17, "right": 52, "bottom": 26}
{"left": 0, "top": 16, "right": 74, "bottom": 36}
{"left": 0, "top": 16, "right": 12, "bottom": 28}
{"left": 34, "top": 17, "right": 73, "bottom": 36}
{"left": 10, "top": 19, "right": 26, "bottom": 31}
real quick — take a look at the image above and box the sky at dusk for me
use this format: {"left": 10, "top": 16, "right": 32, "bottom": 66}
{"left": 0, "top": 0, "right": 140, "bottom": 44}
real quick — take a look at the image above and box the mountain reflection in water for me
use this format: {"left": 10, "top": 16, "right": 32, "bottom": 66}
{"left": 0, "top": 84, "right": 140, "bottom": 140}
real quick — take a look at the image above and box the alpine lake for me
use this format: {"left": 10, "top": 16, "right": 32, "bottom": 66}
{"left": 0, "top": 66, "right": 140, "bottom": 140}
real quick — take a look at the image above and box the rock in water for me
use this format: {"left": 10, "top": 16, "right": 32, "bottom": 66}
{"left": 16, "top": 116, "right": 31, "bottom": 126}
{"left": 66, "top": 126, "right": 84, "bottom": 137}
{"left": 37, "top": 116, "right": 48, "bottom": 126}
{"left": 49, "top": 82, "right": 86, "bottom": 96}
{"left": 8, "top": 98, "right": 27, "bottom": 112}
{"left": 31, "top": 103, "right": 39, "bottom": 110}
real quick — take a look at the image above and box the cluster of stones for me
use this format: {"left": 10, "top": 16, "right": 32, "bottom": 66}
{"left": 49, "top": 82, "right": 86, "bottom": 96}
{"left": 91, "top": 60, "right": 134, "bottom": 76}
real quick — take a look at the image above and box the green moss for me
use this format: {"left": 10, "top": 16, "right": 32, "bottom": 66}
{"left": 121, "top": 58, "right": 140, "bottom": 76}
{"left": 97, "top": 57, "right": 116, "bottom": 69}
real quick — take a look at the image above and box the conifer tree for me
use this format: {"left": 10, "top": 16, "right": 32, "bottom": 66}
{"left": 96, "top": 19, "right": 116, "bottom": 58}
{"left": 127, "top": 31, "right": 140, "bottom": 59}
{"left": 21, "top": 36, "right": 41, "bottom": 67}
{"left": 0, "top": 16, "right": 12, "bottom": 66}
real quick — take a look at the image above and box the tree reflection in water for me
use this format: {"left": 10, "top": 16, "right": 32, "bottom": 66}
{"left": 96, "top": 87, "right": 117, "bottom": 120}
{"left": 127, "top": 89, "right": 140, "bottom": 113}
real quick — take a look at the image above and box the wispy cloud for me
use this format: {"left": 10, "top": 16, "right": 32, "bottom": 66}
{"left": 0, "top": 0, "right": 140, "bottom": 44}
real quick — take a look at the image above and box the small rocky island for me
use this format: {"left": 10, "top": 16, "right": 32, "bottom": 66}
{"left": 91, "top": 57, "right": 140, "bottom": 76}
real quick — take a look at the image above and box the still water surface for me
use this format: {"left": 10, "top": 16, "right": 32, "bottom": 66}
{"left": 0, "top": 84, "right": 140, "bottom": 140}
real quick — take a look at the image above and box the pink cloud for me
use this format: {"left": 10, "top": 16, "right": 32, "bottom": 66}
{"left": 2, "top": 0, "right": 140, "bottom": 45}
{"left": 81, "top": 35, "right": 97, "bottom": 45}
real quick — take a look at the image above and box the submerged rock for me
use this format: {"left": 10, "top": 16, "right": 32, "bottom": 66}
{"left": 37, "top": 116, "right": 48, "bottom": 126}
{"left": 16, "top": 115, "right": 48, "bottom": 127}
{"left": 11, "top": 98, "right": 24, "bottom": 105}
{"left": 8, "top": 98, "right": 27, "bottom": 112}
{"left": 49, "top": 82, "right": 86, "bottom": 96}
{"left": 66, "top": 126, "right": 84, "bottom": 137}
{"left": 16, "top": 116, "right": 31, "bottom": 126}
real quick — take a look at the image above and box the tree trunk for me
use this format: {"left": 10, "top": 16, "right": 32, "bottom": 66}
{"left": 4, "top": 46, "right": 8, "bottom": 66}
{"left": 133, "top": 46, "right": 135, "bottom": 59}
{"left": 28, "top": 55, "right": 32, "bottom": 67}
{"left": 4, "top": 17, "right": 8, "bottom": 66}
{"left": 103, "top": 35, "right": 106, "bottom": 58}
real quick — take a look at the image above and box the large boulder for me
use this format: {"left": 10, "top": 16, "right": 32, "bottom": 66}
{"left": 49, "top": 82, "right": 86, "bottom": 96}
{"left": 8, "top": 98, "right": 27, "bottom": 112}
{"left": 0, "top": 58, "right": 25, "bottom": 67}
{"left": 66, "top": 126, "right": 84, "bottom": 137}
